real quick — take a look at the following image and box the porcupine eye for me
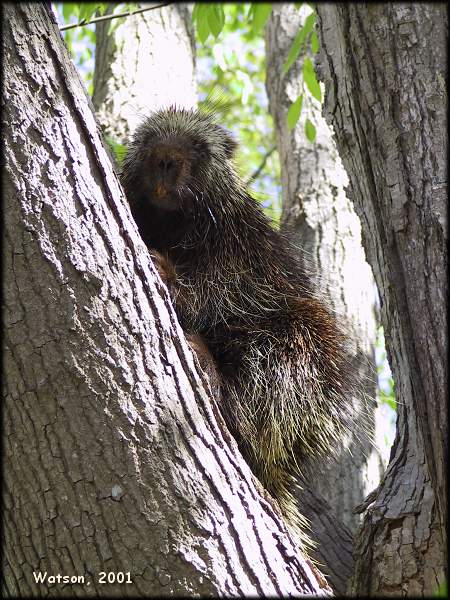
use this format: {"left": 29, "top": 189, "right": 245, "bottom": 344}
{"left": 193, "top": 140, "right": 209, "bottom": 161}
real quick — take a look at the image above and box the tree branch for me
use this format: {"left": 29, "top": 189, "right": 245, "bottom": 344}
{"left": 59, "top": 3, "right": 170, "bottom": 32}
{"left": 246, "top": 145, "right": 277, "bottom": 185}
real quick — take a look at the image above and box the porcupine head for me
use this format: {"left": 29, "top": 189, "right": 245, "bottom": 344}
{"left": 120, "top": 107, "right": 239, "bottom": 249}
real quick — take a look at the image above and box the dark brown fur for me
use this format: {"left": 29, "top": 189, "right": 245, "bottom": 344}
{"left": 121, "top": 107, "right": 360, "bottom": 549}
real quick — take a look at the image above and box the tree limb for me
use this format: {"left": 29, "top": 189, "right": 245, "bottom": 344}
{"left": 246, "top": 144, "right": 277, "bottom": 185}
{"left": 60, "top": 3, "right": 171, "bottom": 32}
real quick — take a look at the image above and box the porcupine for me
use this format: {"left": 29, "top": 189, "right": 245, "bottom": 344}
{"left": 121, "top": 106, "right": 360, "bottom": 550}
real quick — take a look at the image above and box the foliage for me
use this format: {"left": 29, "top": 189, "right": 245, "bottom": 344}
{"left": 63, "top": 2, "right": 107, "bottom": 24}
{"left": 194, "top": 4, "right": 281, "bottom": 221}
{"left": 192, "top": 4, "right": 273, "bottom": 41}
{"left": 287, "top": 95, "right": 303, "bottom": 130}
{"left": 105, "top": 135, "right": 127, "bottom": 167}
{"left": 192, "top": 3, "right": 323, "bottom": 145}
{"left": 375, "top": 326, "right": 396, "bottom": 411}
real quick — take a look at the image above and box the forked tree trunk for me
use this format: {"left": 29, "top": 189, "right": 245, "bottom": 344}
{"left": 91, "top": 4, "right": 354, "bottom": 595}
{"left": 316, "top": 3, "right": 447, "bottom": 595}
{"left": 2, "top": 4, "right": 329, "bottom": 596}
{"left": 266, "top": 5, "right": 380, "bottom": 594}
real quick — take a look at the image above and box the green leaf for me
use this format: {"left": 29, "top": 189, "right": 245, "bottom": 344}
{"left": 305, "top": 118, "right": 316, "bottom": 142}
{"left": 106, "top": 136, "right": 127, "bottom": 165}
{"left": 62, "top": 3, "right": 79, "bottom": 22}
{"left": 379, "top": 389, "right": 397, "bottom": 411}
{"left": 303, "top": 56, "right": 322, "bottom": 102}
{"left": 196, "top": 11, "right": 210, "bottom": 43}
{"left": 251, "top": 3, "right": 272, "bottom": 34}
{"left": 207, "top": 4, "right": 224, "bottom": 38}
{"left": 125, "top": 2, "right": 139, "bottom": 14}
{"left": 78, "top": 3, "right": 100, "bottom": 23}
{"left": 196, "top": 4, "right": 210, "bottom": 20}
{"left": 287, "top": 95, "right": 303, "bottom": 130}
{"left": 282, "top": 29, "right": 304, "bottom": 74}
{"left": 294, "top": 2, "right": 303, "bottom": 8}
{"left": 310, "top": 30, "right": 319, "bottom": 54}
{"left": 215, "top": 4, "right": 225, "bottom": 30}
{"left": 96, "top": 4, "right": 108, "bottom": 16}
{"left": 77, "top": 4, "right": 87, "bottom": 21}
{"left": 302, "top": 11, "right": 316, "bottom": 36}
{"left": 193, "top": 3, "right": 210, "bottom": 32}
{"left": 282, "top": 12, "right": 315, "bottom": 74}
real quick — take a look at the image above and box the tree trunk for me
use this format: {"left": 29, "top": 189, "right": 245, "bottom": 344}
{"left": 316, "top": 3, "right": 447, "bottom": 595}
{"left": 2, "top": 4, "right": 329, "bottom": 596}
{"left": 266, "top": 5, "right": 381, "bottom": 594}
{"left": 92, "top": 2, "right": 196, "bottom": 142}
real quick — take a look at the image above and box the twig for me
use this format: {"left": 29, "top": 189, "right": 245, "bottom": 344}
{"left": 246, "top": 145, "right": 277, "bottom": 185}
{"left": 60, "top": 3, "right": 170, "bottom": 32}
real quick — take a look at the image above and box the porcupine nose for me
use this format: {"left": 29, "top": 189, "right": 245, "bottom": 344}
{"left": 152, "top": 140, "right": 189, "bottom": 201}
{"left": 154, "top": 148, "right": 178, "bottom": 198}
{"left": 158, "top": 158, "right": 175, "bottom": 173}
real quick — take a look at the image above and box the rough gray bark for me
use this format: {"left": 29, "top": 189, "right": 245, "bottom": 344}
{"left": 296, "top": 478, "right": 355, "bottom": 595}
{"left": 316, "top": 3, "right": 447, "bottom": 595}
{"left": 93, "top": 2, "right": 196, "bottom": 143}
{"left": 266, "top": 5, "right": 380, "bottom": 594}
{"left": 2, "top": 4, "right": 330, "bottom": 596}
